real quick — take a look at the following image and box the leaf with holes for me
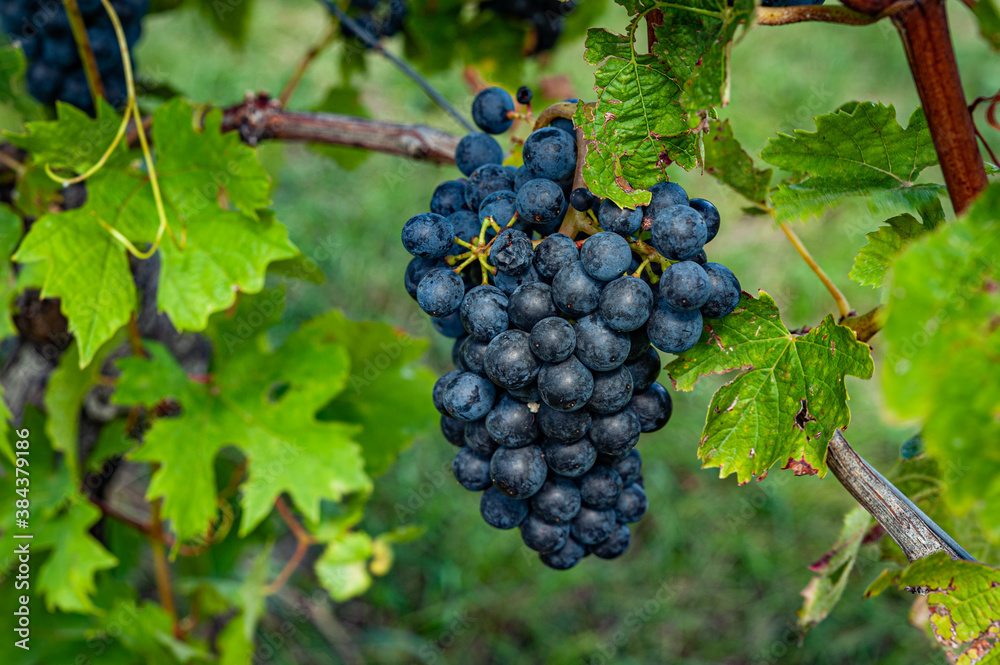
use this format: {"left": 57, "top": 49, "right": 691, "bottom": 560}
{"left": 761, "top": 103, "right": 943, "bottom": 222}
{"left": 865, "top": 552, "right": 1000, "bottom": 665}
{"left": 667, "top": 292, "right": 874, "bottom": 483}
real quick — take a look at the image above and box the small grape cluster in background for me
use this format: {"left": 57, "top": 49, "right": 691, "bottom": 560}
{"left": 340, "top": 0, "right": 407, "bottom": 44}
{"left": 1, "top": 0, "right": 146, "bottom": 111}
{"left": 485, "top": 0, "right": 578, "bottom": 53}
{"left": 402, "top": 87, "right": 742, "bottom": 569}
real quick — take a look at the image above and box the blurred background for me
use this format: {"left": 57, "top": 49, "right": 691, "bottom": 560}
{"left": 10, "top": 0, "right": 999, "bottom": 662}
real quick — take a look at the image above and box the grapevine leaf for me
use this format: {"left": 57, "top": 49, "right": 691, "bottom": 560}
{"left": 113, "top": 314, "right": 372, "bottom": 542}
{"left": 13, "top": 208, "right": 136, "bottom": 367}
{"left": 849, "top": 213, "right": 927, "bottom": 288}
{"left": 315, "top": 532, "right": 374, "bottom": 601}
{"left": 667, "top": 292, "right": 874, "bottom": 482}
{"left": 313, "top": 311, "right": 439, "bottom": 476}
{"left": 189, "top": 0, "right": 257, "bottom": 45}
{"left": 965, "top": 0, "right": 1000, "bottom": 50}
{"left": 85, "top": 418, "right": 137, "bottom": 472}
{"left": 0, "top": 204, "right": 22, "bottom": 340}
{"left": 0, "top": 45, "right": 43, "bottom": 119}
{"left": 652, "top": 0, "right": 755, "bottom": 113}
{"left": 882, "top": 183, "right": 1000, "bottom": 539}
{"left": 865, "top": 552, "right": 1000, "bottom": 665}
{"left": 7, "top": 99, "right": 129, "bottom": 172}
{"left": 44, "top": 338, "right": 120, "bottom": 484}
{"left": 798, "top": 507, "right": 874, "bottom": 632}
{"left": 575, "top": 26, "right": 696, "bottom": 208}
{"left": 703, "top": 119, "right": 773, "bottom": 206}
{"left": 0, "top": 409, "right": 117, "bottom": 614}
{"left": 761, "top": 103, "right": 943, "bottom": 222}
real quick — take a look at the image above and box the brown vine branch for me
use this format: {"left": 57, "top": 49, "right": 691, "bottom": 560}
{"left": 756, "top": 5, "right": 879, "bottom": 26}
{"left": 219, "top": 94, "right": 461, "bottom": 164}
{"left": 148, "top": 483, "right": 181, "bottom": 638}
{"left": 262, "top": 497, "right": 316, "bottom": 596}
{"left": 827, "top": 431, "right": 974, "bottom": 562}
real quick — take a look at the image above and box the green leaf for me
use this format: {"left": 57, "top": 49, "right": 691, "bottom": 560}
{"left": 0, "top": 204, "right": 22, "bottom": 340}
{"left": 965, "top": 0, "right": 1000, "bottom": 50}
{"left": 882, "top": 183, "right": 1000, "bottom": 539}
{"left": 315, "top": 532, "right": 373, "bottom": 601}
{"left": 666, "top": 292, "right": 874, "bottom": 482}
{"left": 703, "top": 119, "right": 772, "bottom": 206}
{"left": 652, "top": 0, "right": 755, "bottom": 113}
{"left": 187, "top": 0, "right": 257, "bottom": 45}
{"left": 312, "top": 311, "right": 439, "bottom": 476}
{"left": 848, "top": 213, "right": 927, "bottom": 288}
{"left": 114, "top": 320, "right": 371, "bottom": 542}
{"left": 7, "top": 99, "right": 129, "bottom": 173}
{"left": 0, "top": 45, "right": 43, "bottom": 119}
{"left": 85, "top": 418, "right": 137, "bottom": 472}
{"left": 44, "top": 338, "right": 120, "bottom": 483}
{"left": 761, "top": 103, "right": 942, "bottom": 222}
{"left": 0, "top": 409, "right": 117, "bottom": 614}
{"left": 13, "top": 207, "right": 136, "bottom": 367}
{"left": 864, "top": 552, "right": 1000, "bottom": 664}
{"left": 576, "top": 26, "right": 696, "bottom": 208}
{"left": 798, "top": 507, "right": 874, "bottom": 632}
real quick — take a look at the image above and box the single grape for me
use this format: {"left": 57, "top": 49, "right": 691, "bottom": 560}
{"left": 700, "top": 262, "right": 742, "bottom": 319}
{"left": 629, "top": 382, "right": 673, "bottom": 433}
{"left": 483, "top": 329, "right": 542, "bottom": 389}
{"left": 432, "top": 311, "right": 466, "bottom": 338}
{"left": 650, "top": 205, "right": 707, "bottom": 261}
{"left": 543, "top": 436, "right": 598, "bottom": 478}
{"left": 580, "top": 232, "right": 631, "bottom": 282}
{"left": 599, "top": 276, "right": 653, "bottom": 332}
{"left": 404, "top": 257, "right": 443, "bottom": 300}
{"left": 529, "top": 316, "right": 575, "bottom": 363}
{"left": 533, "top": 233, "right": 579, "bottom": 281}
{"left": 464, "top": 418, "right": 501, "bottom": 458}
{"left": 401, "top": 213, "right": 455, "bottom": 259}
{"left": 537, "top": 402, "right": 591, "bottom": 443}
{"left": 569, "top": 187, "right": 598, "bottom": 212}
{"left": 508, "top": 282, "right": 558, "bottom": 331}
{"left": 611, "top": 449, "right": 642, "bottom": 486}
{"left": 591, "top": 523, "right": 631, "bottom": 559}
{"left": 491, "top": 228, "right": 533, "bottom": 276}
{"left": 516, "top": 86, "right": 533, "bottom": 105}
{"left": 645, "top": 181, "right": 688, "bottom": 218}
{"left": 578, "top": 465, "right": 623, "bottom": 509}
{"left": 531, "top": 477, "right": 582, "bottom": 523}
{"left": 485, "top": 393, "right": 540, "bottom": 448}
{"left": 433, "top": 369, "right": 461, "bottom": 415}
{"left": 551, "top": 261, "right": 602, "bottom": 317}
{"left": 539, "top": 537, "right": 587, "bottom": 570}
{"left": 587, "top": 365, "right": 634, "bottom": 415}
{"left": 570, "top": 506, "right": 617, "bottom": 545}
{"left": 646, "top": 298, "right": 704, "bottom": 354}
{"left": 442, "top": 371, "right": 497, "bottom": 421}
{"left": 455, "top": 133, "right": 504, "bottom": 176}
{"left": 441, "top": 415, "right": 466, "bottom": 446}
{"left": 472, "top": 86, "right": 515, "bottom": 134}
{"left": 538, "top": 356, "right": 594, "bottom": 412}
{"left": 416, "top": 268, "right": 464, "bottom": 316}
{"left": 430, "top": 179, "right": 468, "bottom": 216}
{"left": 448, "top": 209, "right": 482, "bottom": 253}
{"left": 452, "top": 447, "right": 493, "bottom": 491}
{"left": 520, "top": 513, "right": 570, "bottom": 552}
{"left": 460, "top": 337, "right": 489, "bottom": 374}
{"left": 689, "top": 198, "right": 720, "bottom": 242}
{"left": 598, "top": 199, "right": 643, "bottom": 236}
{"left": 626, "top": 326, "right": 651, "bottom": 361}
{"left": 495, "top": 264, "right": 541, "bottom": 295}
{"left": 615, "top": 484, "right": 648, "bottom": 523}
{"left": 624, "top": 346, "right": 661, "bottom": 392}
{"left": 479, "top": 190, "right": 518, "bottom": 231}
{"left": 522, "top": 127, "right": 576, "bottom": 181}
{"left": 659, "top": 261, "right": 710, "bottom": 312}
{"left": 491, "top": 445, "right": 548, "bottom": 499}
{"left": 466, "top": 163, "right": 515, "bottom": 211}
{"left": 589, "top": 408, "right": 641, "bottom": 456}
{"left": 516, "top": 178, "right": 566, "bottom": 225}
{"left": 480, "top": 486, "right": 529, "bottom": 529}
{"left": 573, "top": 315, "right": 630, "bottom": 372}
{"left": 460, "top": 285, "right": 509, "bottom": 341}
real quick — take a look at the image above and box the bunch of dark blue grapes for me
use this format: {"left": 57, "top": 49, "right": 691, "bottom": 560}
{"left": 402, "top": 87, "right": 742, "bottom": 570}
{"left": 483, "top": 0, "right": 577, "bottom": 53}
{"left": 1, "top": 0, "right": 146, "bottom": 112}
{"left": 341, "top": 0, "right": 406, "bottom": 44}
